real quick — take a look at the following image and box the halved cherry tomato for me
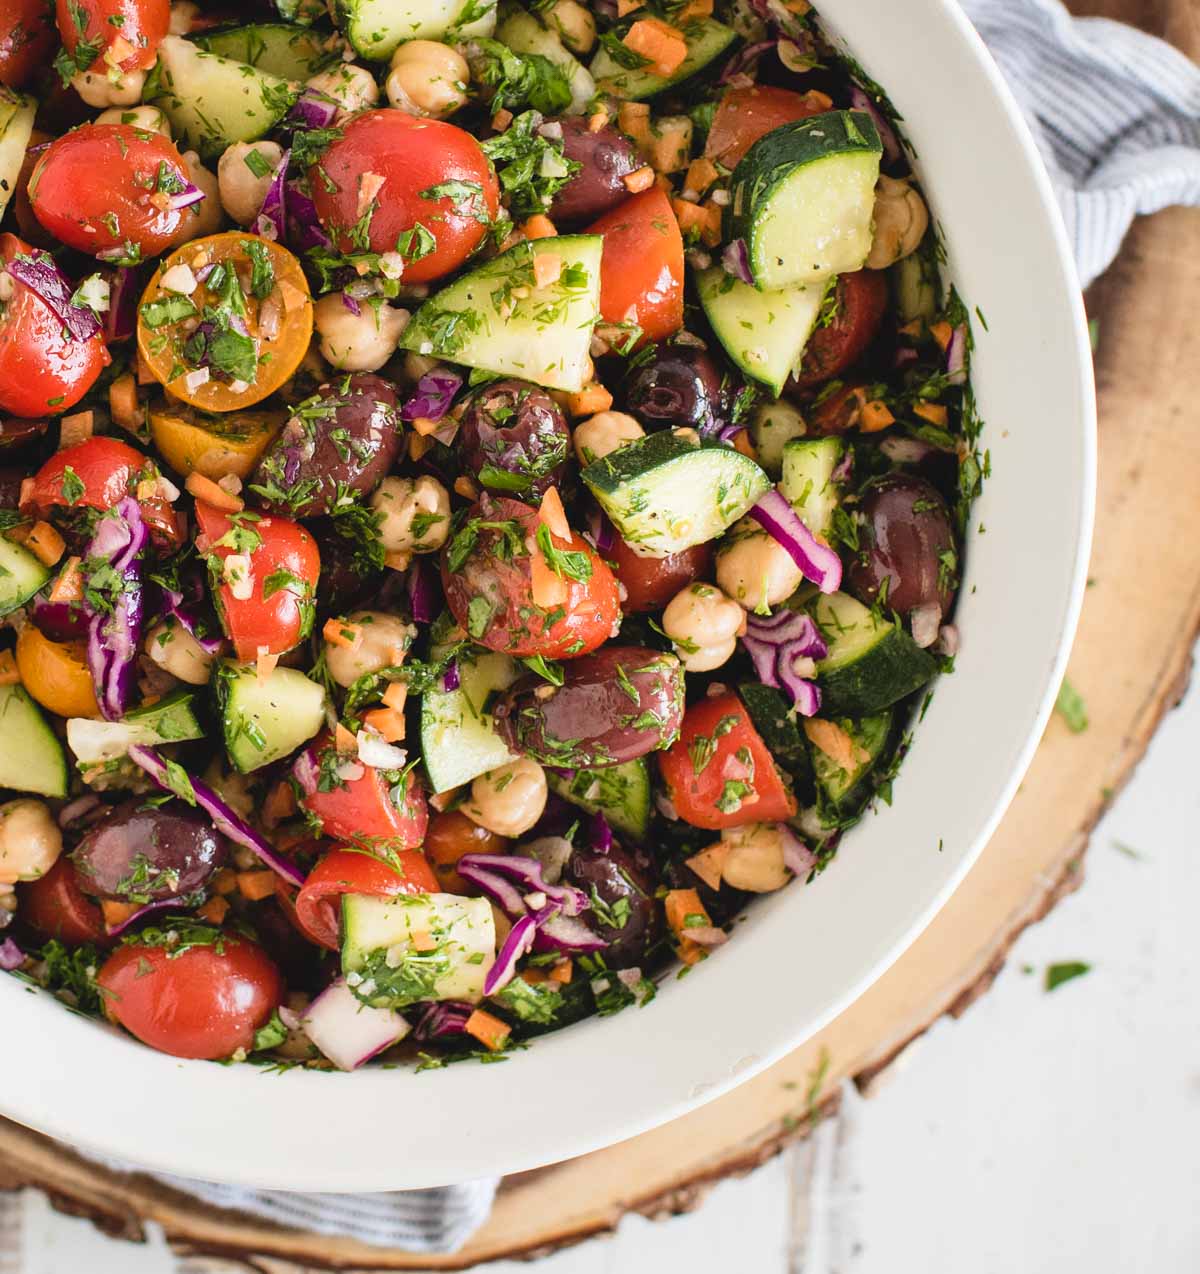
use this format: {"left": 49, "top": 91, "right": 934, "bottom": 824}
{"left": 586, "top": 188, "right": 684, "bottom": 344}
{"left": 658, "top": 692, "right": 798, "bottom": 830}
{"left": 29, "top": 436, "right": 149, "bottom": 513}
{"left": 0, "top": 0, "right": 56, "bottom": 90}
{"left": 29, "top": 124, "right": 191, "bottom": 260}
{"left": 18, "top": 857, "right": 110, "bottom": 947}
{"left": 441, "top": 496, "right": 620, "bottom": 659}
{"left": 293, "top": 846, "right": 438, "bottom": 951}
{"left": 55, "top": 0, "right": 170, "bottom": 74}
{"left": 705, "top": 86, "right": 832, "bottom": 169}
{"left": 97, "top": 932, "right": 282, "bottom": 1060}
{"left": 15, "top": 623, "right": 100, "bottom": 718}
{"left": 424, "top": 810, "right": 507, "bottom": 895}
{"left": 791, "top": 269, "right": 889, "bottom": 389}
{"left": 608, "top": 531, "right": 711, "bottom": 614}
{"left": 195, "top": 501, "right": 319, "bottom": 659}
{"left": 310, "top": 111, "right": 499, "bottom": 285}
{"left": 0, "top": 233, "right": 109, "bottom": 418}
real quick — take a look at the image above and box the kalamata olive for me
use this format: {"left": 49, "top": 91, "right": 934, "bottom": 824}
{"left": 494, "top": 646, "right": 685, "bottom": 766}
{"left": 564, "top": 841, "right": 661, "bottom": 967}
{"left": 71, "top": 799, "right": 226, "bottom": 902}
{"left": 457, "top": 378, "right": 571, "bottom": 498}
{"left": 847, "top": 474, "right": 957, "bottom": 618}
{"left": 0, "top": 417, "right": 47, "bottom": 454}
{"left": 624, "top": 344, "right": 727, "bottom": 432}
{"left": 608, "top": 531, "right": 711, "bottom": 613}
{"left": 0, "top": 466, "right": 24, "bottom": 511}
{"left": 249, "top": 372, "right": 401, "bottom": 517}
{"left": 548, "top": 117, "right": 641, "bottom": 224}
{"left": 311, "top": 517, "right": 383, "bottom": 615}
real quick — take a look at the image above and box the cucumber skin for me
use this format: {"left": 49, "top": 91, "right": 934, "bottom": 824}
{"left": 810, "top": 711, "right": 894, "bottom": 816}
{"left": 817, "top": 628, "right": 938, "bottom": 718}
{"left": 546, "top": 759, "right": 651, "bottom": 841}
{"left": 737, "top": 683, "right": 814, "bottom": 805}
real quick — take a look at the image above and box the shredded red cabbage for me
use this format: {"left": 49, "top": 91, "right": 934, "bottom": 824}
{"left": 848, "top": 87, "right": 903, "bottom": 168}
{"left": 167, "top": 181, "right": 206, "bottom": 211}
{"left": 946, "top": 325, "right": 968, "bottom": 385}
{"left": 284, "top": 180, "right": 330, "bottom": 251}
{"left": 405, "top": 556, "right": 440, "bottom": 625}
{"left": 340, "top": 291, "right": 361, "bottom": 316}
{"left": 742, "top": 609, "right": 827, "bottom": 716}
{"left": 441, "top": 660, "right": 460, "bottom": 692}
{"left": 402, "top": 369, "right": 463, "bottom": 422}
{"left": 748, "top": 489, "right": 843, "bottom": 593}
{"left": 413, "top": 1000, "right": 473, "bottom": 1040}
{"left": 779, "top": 825, "right": 817, "bottom": 878}
{"left": 590, "top": 812, "right": 613, "bottom": 855}
{"left": 254, "top": 148, "right": 289, "bottom": 243}
{"left": 484, "top": 914, "right": 538, "bottom": 994}
{"left": 104, "top": 265, "right": 146, "bottom": 343}
{"left": 721, "top": 238, "right": 754, "bottom": 285}
{"left": 457, "top": 853, "right": 589, "bottom": 920}
{"left": 6, "top": 251, "right": 103, "bottom": 342}
{"left": 718, "top": 39, "right": 774, "bottom": 84}
{"left": 104, "top": 897, "right": 182, "bottom": 938}
{"left": 31, "top": 594, "right": 88, "bottom": 641}
{"left": 0, "top": 938, "right": 24, "bottom": 970}
{"left": 85, "top": 498, "right": 147, "bottom": 721}
{"left": 288, "top": 88, "right": 339, "bottom": 131}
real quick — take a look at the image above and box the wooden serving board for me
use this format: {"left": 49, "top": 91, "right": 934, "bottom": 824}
{"left": 3, "top": 1, "right": 1198, "bottom": 1267}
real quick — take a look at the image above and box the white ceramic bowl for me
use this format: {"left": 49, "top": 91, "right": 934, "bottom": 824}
{"left": 0, "top": 0, "right": 1095, "bottom": 1191}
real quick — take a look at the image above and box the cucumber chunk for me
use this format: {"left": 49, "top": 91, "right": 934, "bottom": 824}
{"left": 726, "top": 111, "right": 882, "bottom": 291}
{"left": 808, "top": 591, "right": 937, "bottom": 717}
{"left": 588, "top": 18, "right": 737, "bottom": 100}
{"left": 546, "top": 758, "right": 651, "bottom": 841}
{"left": 581, "top": 431, "right": 770, "bottom": 557}
{"left": 737, "top": 683, "right": 814, "bottom": 803}
{"left": 192, "top": 23, "right": 341, "bottom": 79}
{"left": 0, "top": 87, "right": 36, "bottom": 222}
{"left": 780, "top": 436, "right": 845, "bottom": 537}
{"left": 147, "top": 35, "right": 300, "bottom": 161}
{"left": 0, "top": 685, "right": 68, "bottom": 798}
{"left": 341, "top": 892, "right": 496, "bottom": 1008}
{"left": 401, "top": 235, "right": 602, "bottom": 392}
{"left": 0, "top": 535, "right": 49, "bottom": 617}
{"left": 496, "top": 7, "right": 595, "bottom": 114}
{"left": 750, "top": 400, "right": 807, "bottom": 478}
{"left": 420, "top": 647, "right": 520, "bottom": 793}
{"left": 810, "top": 710, "right": 894, "bottom": 818}
{"left": 891, "top": 243, "right": 940, "bottom": 325}
{"left": 216, "top": 661, "right": 326, "bottom": 773}
{"left": 66, "top": 689, "right": 205, "bottom": 765}
{"left": 335, "top": 0, "right": 497, "bottom": 60}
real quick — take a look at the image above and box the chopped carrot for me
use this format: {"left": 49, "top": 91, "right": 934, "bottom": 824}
{"left": 549, "top": 958, "right": 573, "bottom": 985}
{"left": 676, "top": 0, "right": 712, "bottom": 17}
{"left": 664, "top": 887, "right": 710, "bottom": 937}
{"left": 48, "top": 556, "right": 84, "bottom": 604}
{"left": 17, "top": 477, "right": 34, "bottom": 510}
{"left": 617, "top": 0, "right": 643, "bottom": 13}
{"left": 212, "top": 867, "right": 238, "bottom": 896}
{"left": 930, "top": 320, "right": 953, "bottom": 351}
{"left": 410, "top": 930, "right": 437, "bottom": 952}
{"left": 671, "top": 197, "right": 709, "bottom": 237}
{"left": 101, "top": 900, "right": 139, "bottom": 929}
{"left": 334, "top": 721, "right": 358, "bottom": 756}
{"left": 465, "top": 1009, "right": 512, "bottom": 1052}
{"left": 622, "top": 164, "right": 655, "bottom": 194}
{"left": 803, "top": 718, "right": 871, "bottom": 770}
{"left": 617, "top": 100, "right": 651, "bottom": 140}
{"left": 530, "top": 545, "right": 569, "bottom": 608}
{"left": 699, "top": 200, "right": 724, "bottom": 247}
{"left": 859, "top": 400, "right": 895, "bottom": 433}
{"left": 522, "top": 214, "right": 557, "bottom": 240}
{"left": 278, "top": 279, "right": 307, "bottom": 313}
{"left": 565, "top": 383, "right": 613, "bottom": 416}
{"left": 363, "top": 706, "right": 406, "bottom": 743}
{"left": 899, "top": 319, "right": 924, "bottom": 339}
{"left": 733, "top": 430, "right": 759, "bottom": 461}
{"left": 537, "top": 486, "right": 570, "bottom": 540}
{"left": 255, "top": 646, "right": 280, "bottom": 684}
{"left": 109, "top": 374, "right": 143, "bottom": 434}
{"left": 409, "top": 432, "right": 433, "bottom": 462}
{"left": 454, "top": 475, "right": 479, "bottom": 500}
{"left": 410, "top": 415, "right": 440, "bottom": 436}
{"left": 25, "top": 521, "right": 65, "bottom": 567}
{"left": 58, "top": 410, "right": 93, "bottom": 449}
{"left": 185, "top": 470, "right": 243, "bottom": 513}
{"left": 237, "top": 870, "right": 278, "bottom": 902}
{"left": 322, "top": 617, "right": 363, "bottom": 650}
{"left": 587, "top": 109, "right": 609, "bottom": 133}
{"left": 136, "top": 350, "right": 157, "bottom": 385}
{"left": 197, "top": 897, "right": 230, "bottom": 925}
{"left": 385, "top": 550, "right": 412, "bottom": 571}
{"left": 262, "top": 781, "right": 297, "bottom": 829}
{"left": 382, "top": 681, "right": 408, "bottom": 712}
{"left": 913, "top": 402, "right": 949, "bottom": 427}
{"left": 533, "top": 252, "right": 563, "bottom": 289}
{"left": 5, "top": 523, "right": 30, "bottom": 545}
{"left": 623, "top": 18, "right": 687, "bottom": 77}
{"left": 356, "top": 171, "right": 387, "bottom": 219}
{"left": 0, "top": 651, "right": 19, "bottom": 686}
{"left": 491, "top": 107, "right": 514, "bottom": 132}
{"left": 429, "top": 788, "right": 459, "bottom": 812}
{"left": 685, "top": 843, "right": 730, "bottom": 892}
{"left": 520, "top": 966, "right": 549, "bottom": 985}
{"left": 684, "top": 156, "right": 719, "bottom": 197}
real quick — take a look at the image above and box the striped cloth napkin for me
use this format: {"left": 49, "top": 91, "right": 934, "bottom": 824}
{"left": 76, "top": 0, "right": 1199, "bottom": 1255}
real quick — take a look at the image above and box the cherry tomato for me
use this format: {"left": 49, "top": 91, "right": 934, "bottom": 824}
{"left": 705, "top": 87, "right": 832, "bottom": 170}
{"left": 55, "top": 0, "right": 169, "bottom": 74}
{"left": 0, "top": 234, "right": 109, "bottom": 418}
{"left": 424, "top": 810, "right": 507, "bottom": 895}
{"left": 15, "top": 623, "right": 100, "bottom": 718}
{"left": 441, "top": 496, "right": 620, "bottom": 660}
{"left": 293, "top": 846, "right": 438, "bottom": 951}
{"left": 608, "top": 531, "right": 711, "bottom": 614}
{"left": 310, "top": 111, "right": 499, "bottom": 285}
{"left": 194, "top": 501, "right": 319, "bottom": 659}
{"left": 29, "top": 125, "right": 191, "bottom": 260}
{"left": 0, "top": 0, "right": 56, "bottom": 90}
{"left": 29, "top": 436, "right": 149, "bottom": 513}
{"left": 18, "top": 857, "right": 109, "bottom": 947}
{"left": 586, "top": 188, "right": 684, "bottom": 344}
{"left": 658, "top": 692, "right": 798, "bottom": 830}
{"left": 97, "top": 932, "right": 282, "bottom": 1060}
{"left": 791, "top": 269, "right": 889, "bottom": 389}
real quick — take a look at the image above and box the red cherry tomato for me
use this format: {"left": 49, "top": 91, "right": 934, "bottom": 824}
{"left": 55, "top": 0, "right": 169, "bottom": 74}
{"left": 30, "top": 436, "right": 149, "bottom": 513}
{"left": 29, "top": 125, "right": 191, "bottom": 260}
{"left": 705, "top": 86, "right": 833, "bottom": 170}
{"left": 310, "top": 111, "right": 499, "bottom": 285}
{"left": 658, "top": 692, "right": 798, "bottom": 830}
{"left": 0, "top": 0, "right": 56, "bottom": 90}
{"left": 194, "top": 501, "right": 320, "bottom": 659}
{"left": 791, "top": 270, "right": 889, "bottom": 389}
{"left": 293, "top": 847, "right": 439, "bottom": 951}
{"left": 97, "top": 933, "right": 282, "bottom": 1060}
{"left": 608, "top": 531, "right": 711, "bottom": 614}
{"left": 586, "top": 188, "right": 684, "bottom": 344}
{"left": 441, "top": 496, "right": 620, "bottom": 659}
{"left": 17, "top": 857, "right": 110, "bottom": 947}
{"left": 0, "top": 234, "right": 109, "bottom": 418}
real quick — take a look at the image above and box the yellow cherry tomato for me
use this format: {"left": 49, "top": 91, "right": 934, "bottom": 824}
{"left": 137, "top": 232, "right": 313, "bottom": 413}
{"left": 148, "top": 401, "right": 285, "bottom": 482}
{"left": 16, "top": 624, "right": 100, "bottom": 719}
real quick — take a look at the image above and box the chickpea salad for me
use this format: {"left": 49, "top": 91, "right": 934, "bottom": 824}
{"left": 0, "top": 0, "right": 983, "bottom": 1071}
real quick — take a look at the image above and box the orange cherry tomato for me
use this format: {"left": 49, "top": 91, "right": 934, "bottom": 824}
{"left": 791, "top": 270, "right": 889, "bottom": 389}
{"left": 424, "top": 810, "right": 507, "bottom": 895}
{"left": 55, "top": 0, "right": 169, "bottom": 74}
{"left": 310, "top": 110, "right": 499, "bottom": 284}
{"left": 15, "top": 623, "right": 100, "bottom": 719}
{"left": 18, "top": 857, "right": 110, "bottom": 947}
{"left": 658, "top": 692, "right": 798, "bottom": 830}
{"left": 586, "top": 188, "right": 684, "bottom": 344}
{"left": 0, "top": 0, "right": 56, "bottom": 89}
{"left": 194, "top": 501, "right": 319, "bottom": 659}
{"left": 705, "top": 86, "right": 832, "bottom": 169}
{"left": 608, "top": 531, "right": 711, "bottom": 614}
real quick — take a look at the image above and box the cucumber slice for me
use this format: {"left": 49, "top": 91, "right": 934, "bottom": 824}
{"left": 697, "top": 267, "right": 825, "bottom": 397}
{"left": 420, "top": 648, "right": 520, "bottom": 793}
{"left": 66, "top": 689, "right": 205, "bottom": 765}
{"left": 0, "top": 87, "right": 36, "bottom": 222}
{"left": 496, "top": 7, "right": 595, "bottom": 114}
{"left": 750, "top": 400, "right": 807, "bottom": 478}
{"left": 891, "top": 244, "right": 940, "bottom": 325}
{"left": 192, "top": 23, "right": 341, "bottom": 80}
{"left": 581, "top": 431, "right": 770, "bottom": 557}
{"left": 0, "top": 535, "right": 49, "bottom": 618}
{"left": 335, "top": 0, "right": 497, "bottom": 60}
{"left": 808, "top": 591, "right": 937, "bottom": 717}
{"left": 726, "top": 111, "right": 882, "bottom": 291}
{"left": 216, "top": 661, "right": 326, "bottom": 773}
{"left": 736, "top": 682, "right": 814, "bottom": 803}
{"left": 810, "top": 710, "right": 893, "bottom": 818}
{"left": 401, "top": 235, "right": 602, "bottom": 392}
{"left": 780, "top": 437, "right": 844, "bottom": 538}
{"left": 147, "top": 35, "right": 300, "bottom": 161}
{"left": 546, "top": 758, "right": 651, "bottom": 841}
{"left": 0, "top": 685, "right": 67, "bottom": 798}
{"left": 588, "top": 18, "right": 737, "bottom": 100}
{"left": 341, "top": 892, "right": 495, "bottom": 1008}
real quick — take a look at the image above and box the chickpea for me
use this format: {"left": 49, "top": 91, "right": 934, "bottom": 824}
{"left": 716, "top": 518, "right": 804, "bottom": 612}
{"left": 145, "top": 619, "right": 218, "bottom": 686}
{"left": 402, "top": 351, "right": 441, "bottom": 384}
{"left": 275, "top": 992, "right": 318, "bottom": 1061}
{"left": 325, "top": 610, "right": 416, "bottom": 688}
{"left": 72, "top": 65, "right": 146, "bottom": 108}
{"left": 0, "top": 800, "right": 63, "bottom": 885}
{"left": 720, "top": 823, "right": 791, "bottom": 893}
{"left": 462, "top": 757, "right": 547, "bottom": 839}
{"left": 306, "top": 64, "right": 380, "bottom": 115}
{"left": 572, "top": 411, "right": 643, "bottom": 465}
{"left": 661, "top": 582, "right": 746, "bottom": 672}
{"left": 217, "top": 140, "right": 284, "bottom": 226}
{"left": 371, "top": 475, "right": 451, "bottom": 554}
{"left": 542, "top": 0, "right": 595, "bottom": 54}
{"left": 95, "top": 104, "right": 171, "bottom": 136}
{"left": 164, "top": 151, "right": 222, "bottom": 247}
{"left": 866, "top": 176, "right": 930, "bottom": 270}
{"left": 386, "top": 41, "right": 469, "bottom": 119}
{"left": 168, "top": 1, "right": 201, "bottom": 34}
{"left": 314, "top": 293, "right": 410, "bottom": 372}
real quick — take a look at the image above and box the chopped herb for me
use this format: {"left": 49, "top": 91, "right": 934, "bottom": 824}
{"left": 1055, "top": 679, "right": 1088, "bottom": 733}
{"left": 1044, "top": 961, "right": 1091, "bottom": 992}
